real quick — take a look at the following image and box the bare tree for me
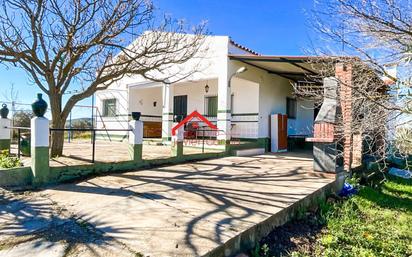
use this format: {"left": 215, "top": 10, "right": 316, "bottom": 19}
{"left": 0, "top": 0, "right": 207, "bottom": 156}
{"left": 302, "top": 0, "right": 412, "bottom": 172}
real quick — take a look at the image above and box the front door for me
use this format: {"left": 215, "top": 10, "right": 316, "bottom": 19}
{"left": 173, "top": 95, "right": 187, "bottom": 122}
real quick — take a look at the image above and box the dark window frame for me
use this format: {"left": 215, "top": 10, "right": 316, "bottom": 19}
{"left": 204, "top": 95, "right": 218, "bottom": 117}
{"left": 173, "top": 95, "right": 188, "bottom": 122}
{"left": 102, "top": 98, "right": 117, "bottom": 117}
{"left": 286, "top": 97, "right": 297, "bottom": 119}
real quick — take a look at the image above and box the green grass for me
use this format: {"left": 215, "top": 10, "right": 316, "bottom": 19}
{"left": 304, "top": 176, "right": 411, "bottom": 257}
{"left": 253, "top": 175, "right": 412, "bottom": 257}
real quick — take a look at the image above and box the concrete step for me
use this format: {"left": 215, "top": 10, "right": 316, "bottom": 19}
{"left": 235, "top": 148, "right": 265, "bottom": 157}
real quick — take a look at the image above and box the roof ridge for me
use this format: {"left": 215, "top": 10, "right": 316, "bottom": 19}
{"left": 229, "top": 38, "right": 260, "bottom": 56}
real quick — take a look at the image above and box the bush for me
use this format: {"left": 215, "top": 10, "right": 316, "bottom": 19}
{"left": 0, "top": 150, "right": 22, "bottom": 169}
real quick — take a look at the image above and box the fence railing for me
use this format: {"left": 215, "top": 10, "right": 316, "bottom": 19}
{"left": 50, "top": 128, "right": 132, "bottom": 163}
{"left": 3, "top": 126, "right": 31, "bottom": 159}
{"left": 184, "top": 128, "right": 227, "bottom": 153}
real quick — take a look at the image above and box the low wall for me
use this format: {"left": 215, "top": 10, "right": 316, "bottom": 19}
{"left": 0, "top": 152, "right": 227, "bottom": 189}
{"left": 0, "top": 167, "right": 32, "bottom": 188}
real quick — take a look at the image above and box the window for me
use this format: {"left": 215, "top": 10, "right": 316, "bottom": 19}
{"left": 103, "top": 98, "right": 117, "bottom": 117}
{"left": 286, "top": 97, "right": 297, "bottom": 119}
{"left": 205, "top": 96, "right": 218, "bottom": 117}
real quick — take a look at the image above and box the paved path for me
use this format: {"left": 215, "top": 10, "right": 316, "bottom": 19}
{"left": 0, "top": 153, "right": 334, "bottom": 257}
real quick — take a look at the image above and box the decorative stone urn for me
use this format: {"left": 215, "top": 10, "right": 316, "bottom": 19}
{"left": 131, "top": 112, "right": 141, "bottom": 121}
{"left": 32, "top": 93, "right": 48, "bottom": 117}
{"left": 0, "top": 104, "right": 9, "bottom": 118}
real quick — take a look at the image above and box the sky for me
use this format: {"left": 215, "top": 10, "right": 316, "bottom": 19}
{"left": 0, "top": 0, "right": 317, "bottom": 119}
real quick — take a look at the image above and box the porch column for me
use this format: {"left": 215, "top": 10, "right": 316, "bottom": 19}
{"left": 217, "top": 77, "right": 231, "bottom": 151}
{"left": 162, "top": 83, "right": 174, "bottom": 141}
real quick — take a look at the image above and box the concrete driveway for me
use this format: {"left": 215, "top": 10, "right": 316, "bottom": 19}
{"left": 0, "top": 152, "right": 335, "bottom": 257}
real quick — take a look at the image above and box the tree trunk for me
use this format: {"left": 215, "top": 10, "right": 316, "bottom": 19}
{"left": 50, "top": 116, "right": 65, "bottom": 157}
{"left": 49, "top": 93, "right": 67, "bottom": 157}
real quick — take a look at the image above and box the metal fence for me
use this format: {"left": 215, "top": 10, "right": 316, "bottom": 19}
{"left": 50, "top": 128, "right": 132, "bottom": 163}
{"left": 3, "top": 126, "right": 31, "bottom": 159}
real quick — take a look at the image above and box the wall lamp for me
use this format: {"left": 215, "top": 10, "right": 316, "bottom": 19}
{"left": 228, "top": 66, "right": 247, "bottom": 88}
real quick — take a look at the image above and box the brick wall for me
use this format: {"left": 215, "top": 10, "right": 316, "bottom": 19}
{"left": 335, "top": 63, "right": 354, "bottom": 171}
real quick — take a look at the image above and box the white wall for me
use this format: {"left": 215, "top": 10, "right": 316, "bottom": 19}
{"left": 230, "top": 77, "right": 259, "bottom": 138}
{"left": 129, "top": 86, "right": 163, "bottom": 117}
{"left": 95, "top": 85, "right": 129, "bottom": 133}
{"left": 231, "top": 77, "right": 259, "bottom": 114}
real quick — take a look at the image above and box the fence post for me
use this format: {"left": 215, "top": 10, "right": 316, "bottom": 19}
{"left": 172, "top": 125, "right": 184, "bottom": 158}
{"left": 0, "top": 105, "right": 11, "bottom": 152}
{"left": 129, "top": 119, "right": 143, "bottom": 162}
{"left": 31, "top": 116, "right": 50, "bottom": 185}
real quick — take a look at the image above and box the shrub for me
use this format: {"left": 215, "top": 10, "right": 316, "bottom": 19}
{"left": 0, "top": 150, "right": 22, "bottom": 169}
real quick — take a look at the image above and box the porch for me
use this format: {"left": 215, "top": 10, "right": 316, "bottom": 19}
{"left": 125, "top": 76, "right": 261, "bottom": 142}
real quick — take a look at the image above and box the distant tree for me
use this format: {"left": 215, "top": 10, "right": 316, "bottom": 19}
{"left": 66, "top": 118, "right": 92, "bottom": 138}
{"left": 11, "top": 111, "right": 33, "bottom": 138}
{"left": 68, "top": 119, "right": 92, "bottom": 130}
{"left": 0, "top": 0, "right": 207, "bottom": 156}
{"left": 13, "top": 111, "right": 33, "bottom": 128}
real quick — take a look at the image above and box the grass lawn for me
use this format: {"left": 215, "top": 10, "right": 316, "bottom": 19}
{"left": 252, "top": 175, "right": 412, "bottom": 257}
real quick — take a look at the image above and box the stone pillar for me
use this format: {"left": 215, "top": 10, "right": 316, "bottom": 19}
{"left": 129, "top": 120, "right": 143, "bottom": 162}
{"left": 335, "top": 63, "right": 353, "bottom": 171}
{"left": 171, "top": 124, "right": 184, "bottom": 158}
{"left": 217, "top": 76, "right": 231, "bottom": 150}
{"left": 162, "top": 83, "right": 174, "bottom": 142}
{"left": 0, "top": 118, "right": 11, "bottom": 152}
{"left": 31, "top": 116, "right": 50, "bottom": 185}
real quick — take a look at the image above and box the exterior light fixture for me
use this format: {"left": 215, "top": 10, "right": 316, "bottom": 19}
{"left": 228, "top": 66, "right": 248, "bottom": 88}
{"left": 205, "top": 84, "right": 209, "bottom": 93}
{"left": 235, "top": 66, "right": 247, "bottom": 75}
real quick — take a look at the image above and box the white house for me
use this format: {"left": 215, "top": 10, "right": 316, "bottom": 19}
{"left": 95, "top": 34, "right": 318, "bottom": 151}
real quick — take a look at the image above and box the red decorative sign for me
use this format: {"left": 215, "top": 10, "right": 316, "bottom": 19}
{"left": 171, "top": 110, "right": 218, "bottom": 136}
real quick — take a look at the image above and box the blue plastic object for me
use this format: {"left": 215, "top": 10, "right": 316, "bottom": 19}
{"left": 339, "top": 182, "right": 357, "bottom": 197}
